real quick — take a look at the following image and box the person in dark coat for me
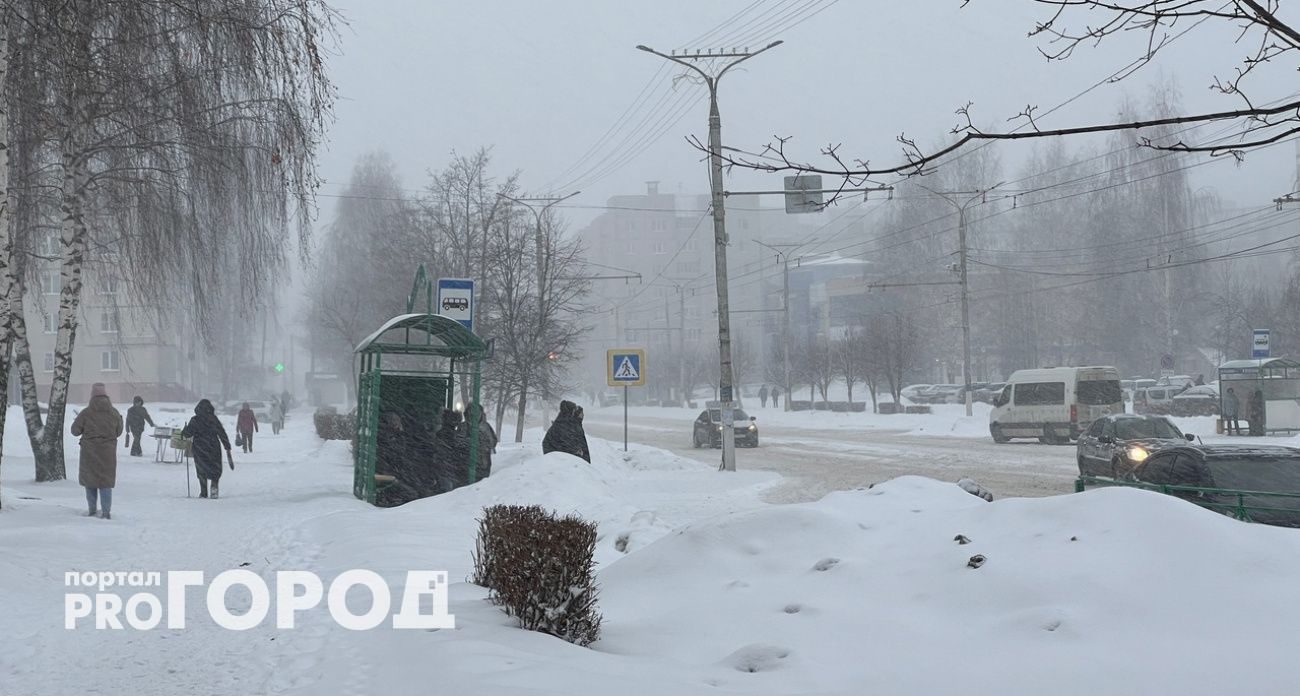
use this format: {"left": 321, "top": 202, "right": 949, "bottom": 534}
{"left": 183, "top": 399, "right": 234, "bottom": 498}
{"left": 1248, "top": 389, "right": 1266, "bottom": 436}
{"left": 376, "top": 411, "right": 421, "bottom": 507}
{"left": 72, "top": 383, "right": 123, "bottom": 519}
{"left": 236, "top": 402, "right": 259, "bottom": 453}
{"left": 771, "top": 386, "right": 782, "bottom": 409}
{"left": 458, "top": 403, "right": 497, "bottom": 482}
{"left": 542, "top": 400, "right": 591, "bottom": 462}
{"left": 124, "top": 396, "right": 155, "bottom": 457}
{"left": 759, "top": 385, "right": 769, "bottom": 408}
{"left": 432, "top": 408, "right": 471, "bottom": 491}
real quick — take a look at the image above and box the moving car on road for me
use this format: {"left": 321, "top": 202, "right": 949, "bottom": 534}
{"left": 1076, "top": 413, "right": 1195, "bottom": 478}
{"left": 990, "top": 366, "right": 1124, "bottom": 444}
{"left": 692, "top": 407, "right": 758, "bottom": 448}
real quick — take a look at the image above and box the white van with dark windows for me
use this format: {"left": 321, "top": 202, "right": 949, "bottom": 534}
{"left": 989, "top": 366, "right": 1124, "bottom": 444}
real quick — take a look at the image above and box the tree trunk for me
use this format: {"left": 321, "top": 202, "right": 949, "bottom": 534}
{"left": 0, "top": 17, "right": 11, "bottom": 506}
{"left": 513, "top": 373, "right": 529, "bottom": 444}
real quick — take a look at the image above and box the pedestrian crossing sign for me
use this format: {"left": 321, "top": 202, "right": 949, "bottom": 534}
{"left": 607, "top": 348, "right": 646, "bottom": 387}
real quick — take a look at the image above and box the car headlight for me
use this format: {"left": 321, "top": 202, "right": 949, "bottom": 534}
{"left": 717, "top": 425, "right": 723, "bottom": 431}
{"left": 748, "top": 424, "right": 757, "bottom": 432}
{"left": 1127, "top": 446, "right": 1148, "bottom": 462}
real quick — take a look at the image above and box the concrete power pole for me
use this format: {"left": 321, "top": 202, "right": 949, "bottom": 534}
{"left": 918, "top": 185, "right": 997, "bottom": 418}
{"left": 637, "top": 41, "right": 782, "bottom": 472}
{"left": 498, "top": 190, "right": 580, "bottom": 442}
{"left": 755, "top": 241, "right": 804, "bottom": 413}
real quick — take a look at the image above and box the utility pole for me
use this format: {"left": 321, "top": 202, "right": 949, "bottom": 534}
{"left": 498, "top": 190, "right": 580, "bottom": 442}
{"left": 918, "top": 185, "right": 998, "bottom": 418}
{"left": 755, "top": 241, "right": 806, "bottom": 413}
{"left": 637, "top": 40, "right": 782, "bottom": 472}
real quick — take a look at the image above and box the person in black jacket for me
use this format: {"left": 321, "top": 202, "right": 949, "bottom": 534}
{"left": 458, "top": 403, "right": 497, "bottom": 482}
{"left": 431, "top": 408, "right": 471, "bottom": 491}
{"left": 124, "top": 396, "right": 155, "bottom": 457}
{"left": 182, "top": 399, "right": 234, "bottom": 498}
{"left": 542, "top": 400, "right": 590, "bottom": 462}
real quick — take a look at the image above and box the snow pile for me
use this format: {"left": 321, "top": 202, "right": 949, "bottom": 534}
{"left": 4, "top": 410, "right": 1299, "bottom": 695}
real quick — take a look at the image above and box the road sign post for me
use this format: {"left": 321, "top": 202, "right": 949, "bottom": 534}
{"left": 1253, "top": 329, "right": 1271, "bottom": 359}
{"left": 608, "top": 348, "right": 646, "bottom": 452}
{"left": 436, "top": 278, "right": 475, "bottom": 332}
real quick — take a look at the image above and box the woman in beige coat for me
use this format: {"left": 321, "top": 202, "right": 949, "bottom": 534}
{"left": 71, "top": 383, "right": 123, "bottom": 519}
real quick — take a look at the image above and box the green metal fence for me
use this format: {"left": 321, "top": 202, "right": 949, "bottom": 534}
{"left": 1076, "top": 475, "right": 1300, "bottom": 526}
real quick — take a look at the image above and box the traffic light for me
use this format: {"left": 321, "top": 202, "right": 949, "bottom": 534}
{"left": 273, "top": 362, "right": 286, "bottom": 374}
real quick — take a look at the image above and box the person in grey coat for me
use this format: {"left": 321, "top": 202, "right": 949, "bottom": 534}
{"left": 72, "top": 383, "right": 123, "bottom": 519}
{"left": 458, "top": 403, "right": 497, "bottom": 481}
{"left": 1223, "top": 387, "right": 1240, "bottom": 435}
{"left": 542, "top": 400, "right": 590, "bottom": 462}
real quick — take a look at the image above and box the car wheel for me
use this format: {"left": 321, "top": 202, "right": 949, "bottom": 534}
{"left": 991, "top": 425, "right": 1010, "bottom": 444}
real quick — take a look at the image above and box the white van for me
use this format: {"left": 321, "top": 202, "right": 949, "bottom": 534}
{"left": 989, "top": 366, "right": 1124, "bottom": 444}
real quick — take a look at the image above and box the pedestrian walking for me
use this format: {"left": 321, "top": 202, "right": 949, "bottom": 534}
{"left": 236, "top": 402, "right": 258, "bottom": 453}
{"left": 182, "top": 399, "right": 234, "bottom": 498}
{"left": 72, "top": 383, "right": 123, "bottom": 519}
{"left": 1248, "top": 389, "right": 1266, "bottom": 436}
{"left": 124, "top": 396, "right": 155, "bottom": 457}
{"left": 542, "top": 400, "right": 591, "bottom": 462}
{"left": 759, "top": 384, "right": 769, "bottom": 408}
{"left": 771, "top": 386, "right": 782, "bottom": 409}
{"left": 1223, "top": 387, "right": 1240, "bottom": 435}
{"left": 269, "top": 398, "right": 285, "bottom": 435}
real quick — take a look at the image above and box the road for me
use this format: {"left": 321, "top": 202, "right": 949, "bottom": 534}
{"left": 581, "top": 409, "right": 1079, "bottom": 503}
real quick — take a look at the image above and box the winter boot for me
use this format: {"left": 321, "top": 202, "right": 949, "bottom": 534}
{"left": 100, "top": 511, "right": 111, "bottom": 520}
{"left": 198, "top": 478, "right": 209, "bottom": 499}
{"left": 210, "top": 481, "right": 219, "bottom": 499}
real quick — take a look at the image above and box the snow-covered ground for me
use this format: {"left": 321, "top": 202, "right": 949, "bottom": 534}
{"left": 3, "top": 406, "right": 1300, "bottom": 694}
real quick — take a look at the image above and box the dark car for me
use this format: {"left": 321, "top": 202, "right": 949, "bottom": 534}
{"left": 692, "top": 408, "right": 758, "bottom": 448}
{"left": 1076, "top": 414, "right": 1195, "bottom": 478}
{"left": 1127, "top": 444, "right": 1300, "bottom": 527}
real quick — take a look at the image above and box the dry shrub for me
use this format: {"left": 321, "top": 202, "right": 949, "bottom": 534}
{"left": 473, "top": 504, "right": 602, "bottom": 646}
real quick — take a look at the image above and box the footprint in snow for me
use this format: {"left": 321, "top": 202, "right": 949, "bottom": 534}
{"left": 614, "top": 532, "right": 631, "bottom": 553}
{"left": 812, "top": 557, "right": 839, "bottom": 572}
{"left": 722, "top": 644, "right": 792, "bottom": 673}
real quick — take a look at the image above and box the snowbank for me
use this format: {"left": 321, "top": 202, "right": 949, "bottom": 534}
{"left": 4, "top": 405, "right": 1299, "bottom": 695}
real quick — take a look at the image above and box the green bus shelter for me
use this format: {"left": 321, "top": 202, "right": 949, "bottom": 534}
{"left": 352, "top": 268, "right": 490, "bottom": 505}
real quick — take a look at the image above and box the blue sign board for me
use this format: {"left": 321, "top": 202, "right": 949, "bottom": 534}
{"left": 1253, "top": 329, "right": 1270, "bottom": 359}
{"left": 436, "top": 278, "right": 474, "bottom": 332}
{"left": 607, "top": 348, "right": 645, "bottom": 387}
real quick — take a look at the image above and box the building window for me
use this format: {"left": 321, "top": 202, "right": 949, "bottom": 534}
{"left": 39, "top": 234, "right": 59, "bottom": 257}
{"left": 100, "top": 350, "right": 119, "bottom": 372}
{"left": 42, "top": 313, "right": 57, "bottom": 334}
{"left": 40, "top": 269, "right": 60, "bottom": 295}
{"left": 97, "top": 274, "right": 119, "bottom": 295}
{"left": 100, "top": 312, "right": 119, "bottom": 334}
{"left": 677, "top": 261, "right": 700, "bottom": 274}
{"left": 653, "top": 241, "right": 667, "bottom": 254}
{"left": 43, "top": 352, "right": 55, "bottom": 372}
{"left": 686, "top": 328, "right": 703, "bottom": 340}
{"left": 686, "top": 238, "right": 699, "bottom": 252}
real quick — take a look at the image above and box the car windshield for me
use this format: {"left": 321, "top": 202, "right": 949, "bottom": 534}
{"left": 707, "top": 409, "right": 750, "bottom": 422}
{"left": 1114, "top": 418, "right": 1182, "bottom": 440}
{"left": 1077, "top": 379, "right": 1122, "bottom": 405}
{"left": 1206, "top": 457, "right": 1300, "bottom": 493}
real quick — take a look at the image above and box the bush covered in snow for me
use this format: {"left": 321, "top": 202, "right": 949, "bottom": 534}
{"left": 473, "top": 504, "right": 603, "bottom": 646}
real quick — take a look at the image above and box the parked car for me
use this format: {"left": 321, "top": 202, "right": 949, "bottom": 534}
{"left": 1076, "top": 414, "right": 1195, "bottom": 478}
{"left": 974, "top": 382, "right": 1006, "bottom": 404}
{"left": 1125, "top": 444, "right": 1300, "bottom": 527}
{"left": 989, "top": 366, "right": 1124, "bottom": 444}
{"left": 900, "top": 384, "right": 932, "bottom": 403}
{"left": 1169, "top": 384, "right": 1219, "bottom": 417}
{"left": 955, "top": 382, "right": 989, "bottom": 404}
{"left": 1132, "top": 385, "right": 1188, "bottom": 414}
{"left": 920, "top": 384, "right": 962, "bottom": 404}
{"left": 692, "top": 407, "right": 758, "bottom": 448}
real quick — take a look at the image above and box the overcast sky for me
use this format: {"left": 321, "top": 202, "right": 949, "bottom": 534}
{"left": 314, "top": 1, "right": 1297, "bottom": 227}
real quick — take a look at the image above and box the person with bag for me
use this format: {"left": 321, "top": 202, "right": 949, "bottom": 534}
{"left": 236, "top": 402, "right": 258, "bottom": 453}
{"left": 124, "top": 396, "right": 155, "bottom": 457}
{"left": 72, "top": 383, "right": 124, "bottom": 519}
{"left": 182, "top": 399, "right": 234, "bottom": 498}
